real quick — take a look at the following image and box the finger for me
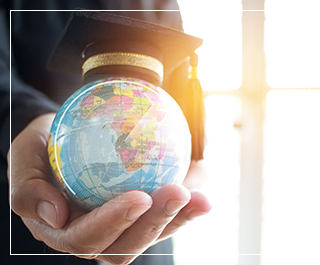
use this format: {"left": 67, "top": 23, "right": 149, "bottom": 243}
{"left": 9, "top": 114, "right": 69, "bottom": 228}
{"left": 157, "top": 190, "right": 212, "bottom": 241}
{"left": 23, "top": 190, "right": 152, "bottom": 258}
{"left": 101, "top": 184, "right": 191, "bottom": 264}
{"left": 11, "top": 173, "right": 69, "bottom": 229}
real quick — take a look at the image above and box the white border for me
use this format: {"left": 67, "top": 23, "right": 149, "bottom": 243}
{"left": 9, "top": 8, "right": 265, "bottom": 257}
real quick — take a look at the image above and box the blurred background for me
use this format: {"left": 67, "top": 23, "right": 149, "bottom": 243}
{"left": 173, "top": 0, "right": 320, "bottom": 264}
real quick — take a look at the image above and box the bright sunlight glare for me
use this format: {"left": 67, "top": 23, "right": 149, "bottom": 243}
{"left": 262, "top": 90, "right": 320, "bottom": 264}
{"left": 265, "top": 0, "right": 320, "bottom": 88}
{"left": 178, "top": 0, "right": 242, "bottom": 91}
{"left": 173, "top": 95, "right": 241, "bottom": 265}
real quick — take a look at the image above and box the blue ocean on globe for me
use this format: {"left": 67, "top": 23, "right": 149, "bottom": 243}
{"left": 48, "top": 77, "right": 191, "bottom": 211}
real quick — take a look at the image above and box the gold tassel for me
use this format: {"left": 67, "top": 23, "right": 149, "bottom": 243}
{"left": 185, "top": 53, "right": 205, "bottom": 161}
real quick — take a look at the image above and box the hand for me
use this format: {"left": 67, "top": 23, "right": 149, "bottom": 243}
{"left": 8, "top": 113, "right": 211, "bottom": 264}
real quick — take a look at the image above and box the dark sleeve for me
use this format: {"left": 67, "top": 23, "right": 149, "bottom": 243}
{"left": 0, "top": 3, "right": 59, "bottom": 182}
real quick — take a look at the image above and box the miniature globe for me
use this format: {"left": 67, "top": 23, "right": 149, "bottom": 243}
{"left": 48, "top": 77, "right": 191, "bottom": 211}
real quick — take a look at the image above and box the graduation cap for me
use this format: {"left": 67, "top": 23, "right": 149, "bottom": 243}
{"left": 47, "top": 10, "right": 202, "bottom": 86}
{"left": 47, "top": 10, "right": 205, "bottom": 160}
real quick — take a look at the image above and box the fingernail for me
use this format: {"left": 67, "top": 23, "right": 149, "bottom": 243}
{"left": 164, "top": 200, "right": 188, "bottom": 216}
{"left": 126, "top": 205, "right": 151, "bottom": 221}
{"left": 37, "top": 201, "right": 57, "bottom": 228}
{"left": 187, "top": 210, "right": 206, "bottom": 220}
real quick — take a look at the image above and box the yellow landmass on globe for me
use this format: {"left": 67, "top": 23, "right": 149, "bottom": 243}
{"left": 48, "top": 136, "right": 64, "bottom": 185}
{"left": 133, "top": 97, "right": 149, "bottom": 115}
{"left": 141, "top": 119, "right": 157, "bottom": 139}
{"left": 114, "top": 87, "right": 134, "bottom": 98}
{"left": 93, "top": 95, "right": 106, "bottom": 106}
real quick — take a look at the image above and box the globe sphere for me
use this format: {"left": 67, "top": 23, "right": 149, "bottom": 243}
{"left": 48, "top": 77, "right": 191, "bottom": 211}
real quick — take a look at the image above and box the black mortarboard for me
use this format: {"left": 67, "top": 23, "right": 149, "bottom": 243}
{"left": 47, "top": 10, "right": 205, "bottom": 161}
{"left": 47, "top": 10, "right": 203, "bottom": 86}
